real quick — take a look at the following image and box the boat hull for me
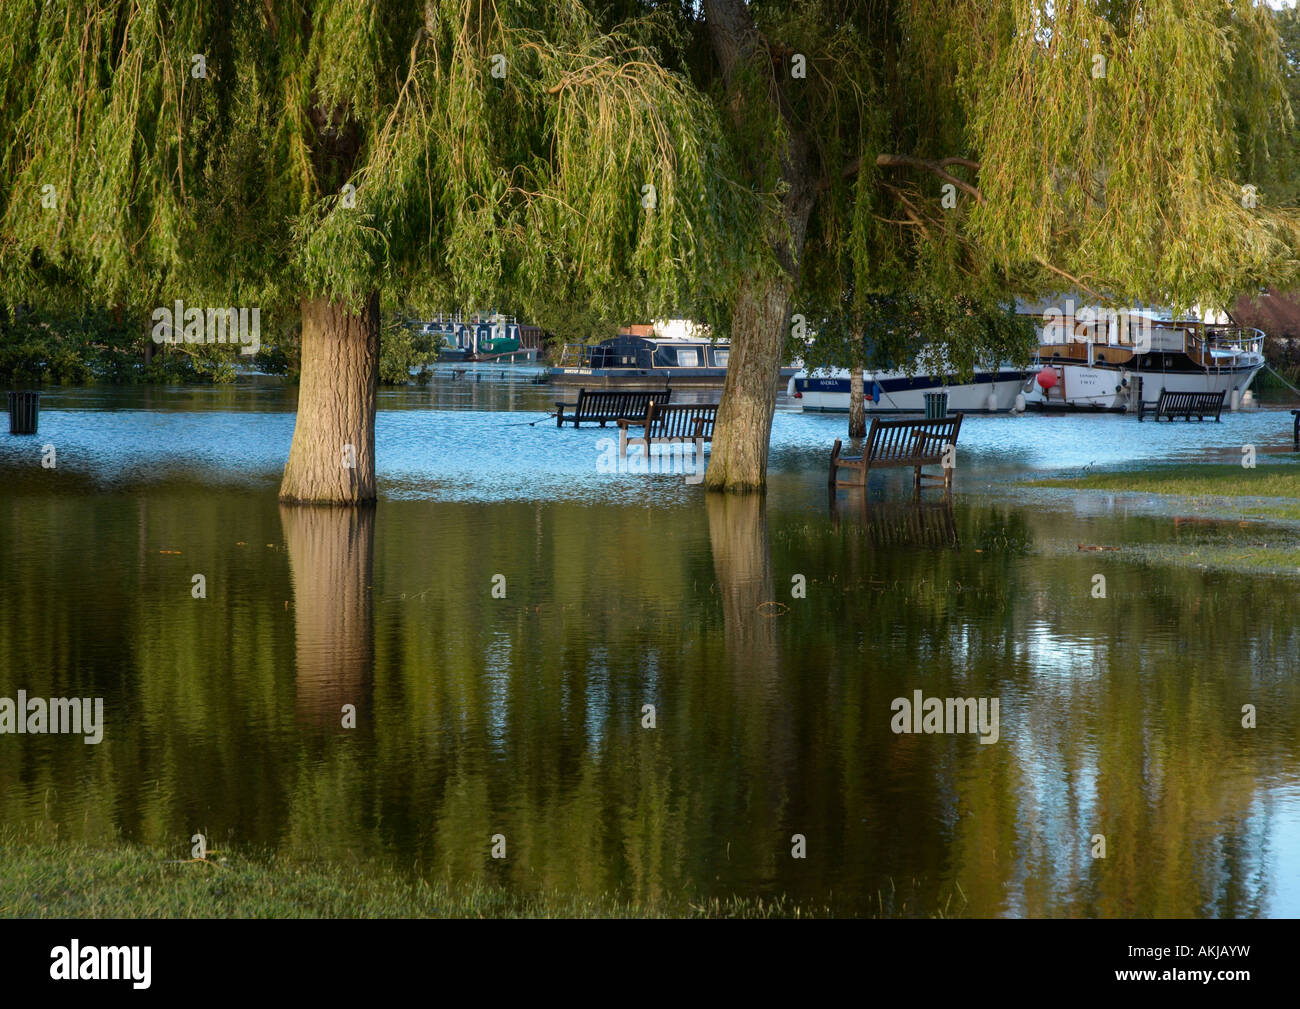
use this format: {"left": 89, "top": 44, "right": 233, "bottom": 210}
{"left": 793, "top": 368, "right": 1029, "bottom": 413}
{"left": 1024, "top": 360, "right": 1262, "bottom": 411}
{"left": 549, "top": 366, "right": 799, "bottom": 388}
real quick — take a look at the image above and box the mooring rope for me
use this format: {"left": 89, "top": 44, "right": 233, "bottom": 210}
{"left": 1264, "top": 362, "right": 1300, "bottom": 401}
{"left": 501, "top": 413, "right": 557, "bottom": 426}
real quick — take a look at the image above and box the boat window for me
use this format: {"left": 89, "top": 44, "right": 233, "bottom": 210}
{"left": 676, "top": 348, "right": 700, "bottom": 367}
{"left": 714, "top": 348, "right": 729, "bottom": 367}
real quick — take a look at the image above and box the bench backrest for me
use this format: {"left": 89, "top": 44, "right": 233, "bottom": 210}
{"left": 1156, "top": 390, "right": 1225, "bottom": 413}
{"left": 646, "top": 402, "right": 719, "bottom": 441}
{"left": 575, "top": 388, "right": 672, "bottom": 419}
{"left": 864, "top": 415, "right": 962, "bottom": 464}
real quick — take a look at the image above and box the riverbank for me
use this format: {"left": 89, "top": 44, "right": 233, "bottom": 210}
{"left": 0, "top": 839, "right": 809, "bottom": 918}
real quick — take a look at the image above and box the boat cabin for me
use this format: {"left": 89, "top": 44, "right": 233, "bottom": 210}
{"left": 583, "top": 334, "right": 730, "bottom": 370}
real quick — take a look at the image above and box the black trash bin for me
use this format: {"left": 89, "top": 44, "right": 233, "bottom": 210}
{"left": 7, "top": 391, "right": 39, "bottom": 434}
{"left": 923, "top": 391, "right": 948, "bottom": 419}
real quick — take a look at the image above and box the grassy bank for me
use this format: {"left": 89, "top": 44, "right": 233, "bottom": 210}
{"left": 0, "top": 839, "right": 802, "bottom": 918}
{"left": 1029, "top": 462, "right": 1300, "bottom": 520}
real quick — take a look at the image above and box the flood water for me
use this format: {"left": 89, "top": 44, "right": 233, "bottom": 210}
{"left": 3, "top": 372, "right": 1300, "bottom": 916}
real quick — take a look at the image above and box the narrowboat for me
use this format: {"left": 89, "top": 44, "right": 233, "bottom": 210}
{"left": 549, "top": 326, "right": 799, "bottom": 388}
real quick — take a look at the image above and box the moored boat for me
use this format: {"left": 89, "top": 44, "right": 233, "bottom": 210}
{"left": 549, "top": 324, "right": 798, "bottom": 388}
{"left": 790, "top": 364, "right": 1029, "bottom": 413}
{"left": 1021, "top": 304, "right": 1265, "bottom": 412}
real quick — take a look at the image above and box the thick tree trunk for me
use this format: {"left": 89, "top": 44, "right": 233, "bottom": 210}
{"left": 705, "top": 272, "right": 793, "bottom": 492}
{"left": 280, "top": 294, "right": 379, "bottom": 504}
{"left": 849, "top": 368, "right": 866, "bottom": 438}
{"left": 703, "top": 0, "right": 819, "bottom": 493}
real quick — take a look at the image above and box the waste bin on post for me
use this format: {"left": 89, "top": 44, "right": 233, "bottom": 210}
{"left": 7, "top": 391, "right": 39, "bottom": 435}
{"left": 923, "top": 392, "right": 948, "bottom": 419}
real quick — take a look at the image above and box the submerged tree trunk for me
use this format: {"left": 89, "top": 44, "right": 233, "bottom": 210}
{"left": 705, "top": 273, "right": 794, "bottom": 492}
{"left": 849, "top": 367, "right": 866, "bottom": 438}
{"left": 280, "top": 294, "right": 379, "bottom": 505}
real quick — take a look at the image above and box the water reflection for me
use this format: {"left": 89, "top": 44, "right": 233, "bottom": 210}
{"left": 828, "top": 491, "right": 960, "bottom": 548}
{"left": 281, "top": 505, "right": 375, "bottom": 725}
{"left": 1, "top": 385, "right": 1299, "bottom": 915}
{"left": 707, "top": 492, "right": 779, "bottom": 683}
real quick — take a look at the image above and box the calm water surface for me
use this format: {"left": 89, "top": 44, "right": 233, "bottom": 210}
{"left": 2, "top": 374, "right": 1299, "bottom": 916}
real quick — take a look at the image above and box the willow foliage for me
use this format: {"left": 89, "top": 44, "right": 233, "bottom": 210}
{"left": 947, "top": 0, "right": 1300, "bottom": 311}
{"left": 0, "top": 0, "right": 1295, "bottom": 352}
{"left": 0, "top": 0, "right": 761, "bottom": 328}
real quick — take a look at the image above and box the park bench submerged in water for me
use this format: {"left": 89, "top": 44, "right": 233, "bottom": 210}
{"left": 829, "top": 414, "right": 963, "bottom": 497}
{"left": 616, "top": 401, "right": 718, "bottom": 458}
{"left": 1138, "top": 390, "right": 1225, "bottom": 422}
{"left": 555, "top": 387, "right": 672, "bottom": 428}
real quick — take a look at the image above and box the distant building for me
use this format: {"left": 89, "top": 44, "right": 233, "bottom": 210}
{"left": 1230, "top": 288, "right": 1300, "bottom": 341}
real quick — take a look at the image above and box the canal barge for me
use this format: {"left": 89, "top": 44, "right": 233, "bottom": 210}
{"left": 549, "top": 327, "right": 799, "bottom": 389}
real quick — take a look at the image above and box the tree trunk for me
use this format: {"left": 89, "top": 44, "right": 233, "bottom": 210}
{"left": 705, "top": 272, "right": 793, "bottom": 492}
{"left": 280, "top": 294, "right": 379, "bottom": 504}
{"left": 849, "top": 368, "right": 866, "bottom": 438}
{"left": 702, "top": 0, "right": 819, "bottom": 493}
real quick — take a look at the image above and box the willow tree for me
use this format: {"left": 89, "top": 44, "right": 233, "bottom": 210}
{"left": 692, "top": 0, "right": 1300, "bottom": 490}
{"left": 0, "top": 0, "right": 755, "bottom": 503}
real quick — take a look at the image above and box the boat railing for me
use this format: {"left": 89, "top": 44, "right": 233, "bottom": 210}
{"left": 1184, "top": 326, "right": 1265, "bottom": 368}
{"left": 1202, "top": 326, "right": 1264, "bottom": 350}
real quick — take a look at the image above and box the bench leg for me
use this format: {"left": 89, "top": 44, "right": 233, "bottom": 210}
{"left": 828, "top": 439, "right": 842, "bottom": 486}
{"left": 556, "top": 406, "right": 565, "bottom": 428}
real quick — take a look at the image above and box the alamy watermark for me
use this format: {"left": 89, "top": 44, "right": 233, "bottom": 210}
{"left": 151, "top": 300, "right": 260, "bottom": 355}
{"left": 891, "top": 690, "right": 999, "bottom": 744}
{"left": 50, "top": 941, "right": 150, "bottom": 989}
{"left": 0, "top": 691, "right": 103, "bottom": 743}
{"left": 597, "top": 432, "right": 706, "bottom": 484}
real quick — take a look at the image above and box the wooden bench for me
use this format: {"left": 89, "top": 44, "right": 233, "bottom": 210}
{"left": 616, "top": 401, "right": 718, "bottom": 458}
{"left": 556, "top": 388, "right": 672, "bottom": 428}
{"left": 829, "top": 414, "right": 963, "bottom": 496}
{"left": 1138, "top": 390, "right": 1225, "bottom": 422}
{"left": 1291, "top": 409, "right": 1300, "bottom": 451}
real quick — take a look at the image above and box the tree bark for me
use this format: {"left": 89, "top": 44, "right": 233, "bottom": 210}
{"left": 703, "top": 0, "right": 818, "bottom": 493}
{"left": 280, "top": 293, "right": 379, "bottom": 504}
{"left": 849, "top": 367, "right": 866, "bottom": 438}
{"left": 705, "top": 271, "right": 794, "bottom": 492}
